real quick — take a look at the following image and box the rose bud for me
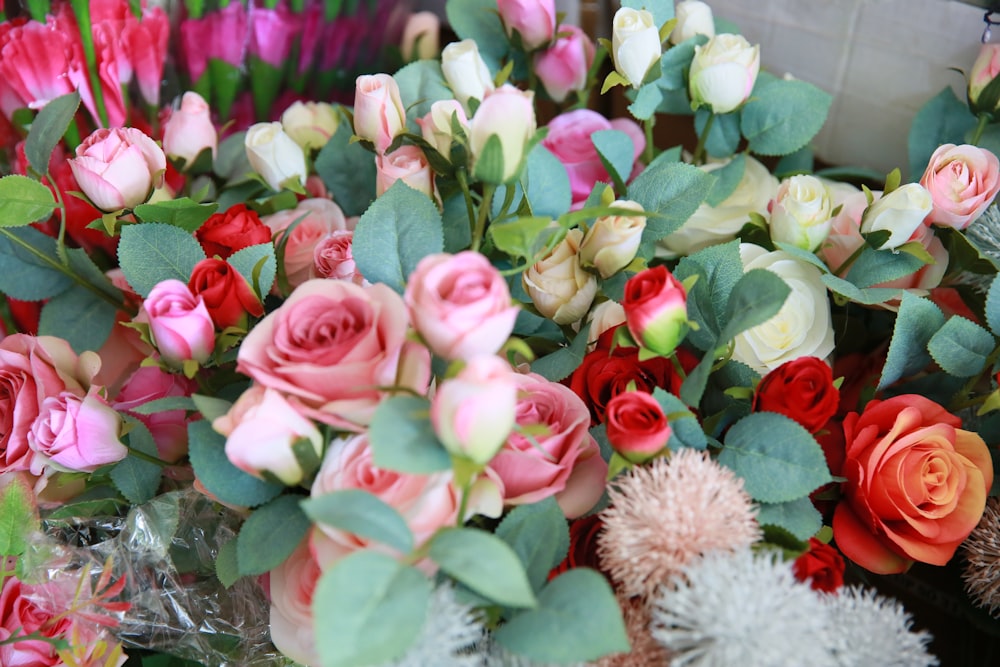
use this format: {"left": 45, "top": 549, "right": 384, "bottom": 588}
{"left": 793, "top": 538, "right": 845, "bottom": 594}
{"left": 441, "top": 39, "right": 496, "bottom": 110}
{"left": 469, "top": 84, "right": 537, "bottom": 184}
{"left": 416, "top": 99, "right": 470, "bottom": 158}
{"left": 401, "top": 10, "right": 441, "bottom": 62}
{"left": 611, "top": 7, "right": 661, "bottom": 88}
{"left": 187, "top": 258, "right": 265, "bottom": 330}
{"left": 753, "top": 356, "right": 839, "bottom": 434}
{"left": 969, "top": 43, "right": 1000, "bottom": 114}
{"left": 578, "top": 199, "right": 646, "bottom": 278}
{"left": 29, "top": 386, "right": 125, "bottom": 474}
{"left": 431, "top": 355, "right": 518, "bottom": 465}
{"left": 604, "top": 390, "right": 670, "bottom": 463}
{"left": 68, "top": 127, "right": 166, "bottom": 212}
{"left": 689, "top": 34, "right": 760, "bottom": 114}
{"left": 622, "top": 266, "right": 688, "bottom": 357}
{"left": 376, "top": 146, "right": 437, "bottom": 200}
{"left": 523, "top": 229, "right": 597, "bottom": 325}
{"left": 245, "top": 122, "right": 308, "bottom": 191}
{"left": 281, "top": 100, "right": 340, "bottom": 153}
{"left": 860, "top": 182, "right": 933, "bottom": 250}
{"left": 671, "top": 0, "right": 715, "bottom": 45}
{"left": 163, "top": 91, "right": 218, "bottom": 168}
{"left": 498, "top": 0, "right": 556, "bottom": 51}
{"left": 920, "top": 143, "right": 1000, "bottom": 230}
{"left": 353, "top": 73, "right": 407, "bottom": 154}
{"left": 142, "top": 279, "right": 215, "bottom": 366}
{"left": 769, "top": 175, "right": 834, "bottom": 251}
{"left": 535, "top": 24, "right": 595, "bottom": 103}
{"left": 195, "top": 203, "right": 272, "bottom": 260}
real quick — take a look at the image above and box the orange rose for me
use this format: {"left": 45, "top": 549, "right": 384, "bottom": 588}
{"left": 832, "top": 395, "right": 993, "bottom": 574}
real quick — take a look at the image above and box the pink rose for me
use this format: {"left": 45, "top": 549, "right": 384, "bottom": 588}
{"left": 920, "top": 144, "right": 1000, "bottom": 230}
{"left": 237, "top": 279, "right": 431, "bottom": 429}
{"left": 248, "top": 3, "right": 301, "bottom": 69}
{"left": 121, "top": 5, "right": 169, "bottom": 107}
{"left": 142, "top": 280, "right": 216, "bottom": 366}
{"left": 268, "top": 538, "right": 322, "bottom": 667}
{"left": 163, "top": 91, "right": 218, "bottom": 166}
{"left": 376, "top": 145, "right": 437, "bottom": 200}
{"left": 114, "top": 366, "right": 195, "bottom": 463}
{"left": 400, "top": 11, "right": 440, "bottom": 62}
{"left": 0, "top": 575, "right": 73, "bottom": 667}
{"left": 534, "top": 24, "right": 595, "bottom": 103}
{"left": 498, "top": 0, "right": 556, "bottom": 50}
{"left": 542, "top": 109, "right": 645, "bottom": 208}
{"left": 28, "top": 387, "right": 124, "bottom": 475}
{"left": 353, "top": 73, "right": 406, "bottom": 154}
{"left": 264, "top": 198, "right": 350, "bottom": 290}
{"left": 68, "top": 127, "right": 166, "bottom": 212}
{"left": 312, "top": 230, "right": 366, "bottom": 285}
{"left": 404, "top": 251, "right": 519, "bottom": 360}
{"left": 969, "top": 44, "right": 1000, "bottom": 113}
{"left": 489, "top": 372, "right": 608, "bottom": 518}
{"left": 0, "top": 21, "right": 78, "bottom": 119}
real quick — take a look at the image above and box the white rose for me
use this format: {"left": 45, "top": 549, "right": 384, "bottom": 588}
{"left": 732, "top": 245, "right": 835, "bottom": 374}
{"left": 860, "top": 183, "right": 933, "bottom": 250}
{"left": 281, "top": 101, "right": 339, "bottom": 152}
{"left": 671, "top": 0, "right": 715, "bottom": 45}
{"left": 441, "top": 39, "right": 495, "bottom": 110}
{"left": 689, "top": 33, "right": 760, "bottom": 114}
{"left": 523, "top": 229, "right": 598, "bottom": 325}
{"left": 245, "top": 122, "right": 308, "bottom": 191}
{"left": 611, "top": 8, "right": 661, "bottom": 88}
{"left": 769, "top": 175, "right": 834, "bottom": 251}
{"left": 585, "top": 299, "right": 626, "bottom": 350}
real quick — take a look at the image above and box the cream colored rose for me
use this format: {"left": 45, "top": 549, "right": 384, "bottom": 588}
{"left": 689, "top": 34, "right": 760, "bottom": 114}
{"left": 611, "top": 7, "right": 661, "bottom": 88}
{"left": 416, "top": 99, "right": 469, "bottom": 158}
{"left": 578, "top": 199, "right": 646, "bottom": 278}
{"left": 523, "top": 229, "right": 597, "bottom": 325}
{"left": 585, "top": 299, "right": 626, "bottom": 350}
{"left": 769, "top": 175, "right": 834, "bottom": 251}
{"left": 860, "top": 183, "right": 933, "bottom": 250}
{"left": 244, "top": 122, "right": 307, "bottom": 191}
{"left": 732, "top": 245, "right": 834, "bottom": 374}
{"left": 281, "top": 100, "right": 339, "bottom": 152}
{"left": 441, "top": 39, "right": 495, "bottom": 109}
{"left": 671, "top": 0, "right": 715, "bottom": 45}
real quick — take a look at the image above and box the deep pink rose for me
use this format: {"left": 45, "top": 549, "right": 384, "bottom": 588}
{"left": 535, "top": 24, "right": 595, "bottom": 103}
{"left": 920, "top": 143, "right": 1000, "bottom": 230}
{"left": 114, "top": 366, "right": 196, "bottom": 463}
{"left": 263, "top": 198, "right": 350, "bottom": 290}
{"left": 142, "top": 280, "right": 216, "bottom": 366}
{"left": 248, "top": 3, "right": 301, "bottom": 69}
{"left": 121, "top": 5, "right": 169, "bottom": 106}
{"left": 68, "top": 127, "right": 166, "bottom": 212}
{"left": 28, "top": 387, "right": 124, "bottom": 475}
{"left": 0, "top": 21, "right": 79, "bottom": 120}
{"left": 312, "top": 230, "right": 365, "bottom": 285}
{"left": 237, "top": 279, "right": 431, "bottom": 429}
{"left": 498, "top": 0, "right": 556, "bottom": 50}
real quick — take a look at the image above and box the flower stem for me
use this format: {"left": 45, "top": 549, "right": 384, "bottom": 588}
{"left": 643, "top": 116, "right": 656, "bottom": 165}
{"left": 831, "top": 242, "right": 867, "bottom": 277}
{"left": 124, "top": 443, "right": 170, "bottom": 468}
{"left": 692, "top": 112, "right": 715, "bottom": 165}
{"left": 971, "top": 113, "right": 991, "bottom": 146}
{"left": 471, "top": 184, "right": 496, "bottom": 253}
{"left": 456, "top": 168, "right": 477, "bottom": 232}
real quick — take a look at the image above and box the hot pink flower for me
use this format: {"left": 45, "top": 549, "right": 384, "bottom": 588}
{"left": 122, "top": 5, "right": 170, "bottom": 107}
{"left": 535, "top": 24, "right": 595, "bottom": 103}
{"left": 114, "top": 366, "right": 196, "bottom": 463}
{"left": 142, "top": 280, "right": 216, "bottom": 366}
{"left": 248, "top": 2, "right": 301, "bottom": 69}
{"left": 0, "top": 575, "right": 74, "bottom": 667}
{"left": 0, "top": 21, "right": 81, "bottom": 119}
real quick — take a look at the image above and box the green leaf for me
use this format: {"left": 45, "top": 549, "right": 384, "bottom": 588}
{"left": 531, "top": 322, "right": 591, "bottom": 382}
{"left": 592, "top": 130, "right": 634, "bottom": 194}
{"left": 774, "top": 146, "right": 814, "bottom": 178}
{"left": 494, "top": 497, "right": 570, "bottom": 592}
{"left": 118, "top": 223, "right": 207, "bottom": 297}
{"left": 302, "top": 490, "right": 414, "bottom": 555}
{"left": 0, "top": 226, "right": 74, "bottom": 300}
{"left": 236, "top": 495, "right": 311, "bottom": 576}
{"left": 621, "top": 0, "right": 674, "bottom": 27}
{"left": 654, "top": 388, "right": 707, "bottom": 449}
{"left": 494, "top": 569, "right": 629, "bottom": 663}
{"left": 228, "top": 243, "right": 277, "bottom": 298}
{"left": 741, "top": 76, "right": 832, "bottom": 156}
{"left": 490, "top": 216, "right": 553, "bottom": 260}
{"left": 757, "top": 497, "right": 823, "bottom": 542}
{"left": 442, "top": 194, "right": 473, "bottom": 253}
{"left": 215, "top": 131, "right": 254, "bottom": 183}
{"left": 628, "top": 83, "right": 663, "bottom": 121}
{"left": 717, "top": 268, "right": 791, "bottom": 343}
{"left": 473, "top": 132, "right": 508, "bottom": 184}
{"left": 986, "top": 273, "right": 1000, "bottom": 337}
{"left": 0, "top": 475, "right": 38, "bottom": 557}
{"left": 369, "top": 396, "right": 451, "bottom": 473}
{"left": 394, "top": 60, "right": 453, "bottom": 123}
{"left": 314, "top": 550, "right": 430, "bottom": 667}
{"left": 718, "top": 412, "right": 832, "bottom": 503}
{"left": 353, "top": 180, "right": 444, "bottom": 293}
{"left": 628, "top": 161, "right": 714, "bottom": 245}
{"left": 216, "top": 539, "right": 240, "bottom": 588}
{"left": 673, "top": 240, "right": 743, "bottom": 349}
{"left": 694, "top": 109, "right": 741, "bottom": 158}
{"left": 187, "top": 420, "right": 283, "bottom": 508}
{"left": 429, "top": 527, "right": 537, "bottom": 608}
{"left": 927, "top": 316, "right": 996, "bottom": 378}
{"left": 880, "top": 292, "right": 946, "bottom": 389}
{"left": 844, "top": 246, "right": 927, "bottom": 289}
{"left": 820, "top": 273, "right": 902, "bottom": 306}
{"left": 679, "top": 351, "right": 715, "bottom": 407}
{"left": 657, "top": 36, "right": 704, "bottom": 90}
{"left": 37, "top": 285, "right": 118, "bottom": 353}
{"left": 705, "top": 153, "right": 746, "bottom": 207}
{"left": 133, "top": 199, "right": 219, "bottom": 232}
{"left": 493, "top": 144, "right": 572, "bottom": 220}
{"left": 0, "top": 175, "right": 56, "bottom": 227}
{"left": 446, "top": 0, "right": 508, "bottom": 71}
{"left": 315, "top": 121, "right": 377, "bottom": 217}
{"left": 908, "top": 87, "right": 977, "bottom": 180}
{"left": 110, "top": 421, "right": 162, "bottom": 505}
{"left": 25, "top": 91, "right": 80, "bottom": 176}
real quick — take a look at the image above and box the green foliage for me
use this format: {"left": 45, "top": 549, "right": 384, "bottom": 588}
{"left": 38, "top": 285, "right": 118, "bottom": 353}
{"left": 187, "top": 420, "right": 283, "bottom": 508}
{"left": 531, "top": 322, "right": 591, "bottom": 382}
{"left": 908, "top": 87, "right": 977, "bottom": 180}
{"left": 717, "top": 268, "right": 791, "bottom": 343}
{"left": 705, "top": 152, "right": 746, "bottom": 206}
{"left": 927, "top": 316, "right": 996, "bottom": 378}
{"left": 844, "top": 246, "right": 927, "bottom": 289}
{"left": 133, "top": 199, "right": 219, "bottom": 232}
{"left": 986, "top": 273, "right": 1000, "bottom": 337}
{"left": 394, "top": 60, "right": 452, "bottom": 123}
{"left": 369, "top": 396, "right": 451, "bottom": 473}
{"left": 429, "top": 527, "right": 537, "bottom": 608}
{"left": 757, "top": 497, "right": 823, "bottom": 542}
{"left": 628, "top": 83, "right": 663, "bottom": 121}
{"left": 741, "top": 74, "right": 832, "bottom": 156}
{"left": 0, "top": 475, "right": 38, "bottom": 558}
{"left": 25, "top": 91, "right": 80, "bottom": 176}
{"left": 228, "top": 243, "right": 277, "bottom": 298}
{"left": 314, "top": 121, "right": 378, "bottom": 217}
{"left": 236, "top": 495, "right": 311, "bottom": 576}
{"left": 215, "top": 539, "right": 240, "bottom": 588}
{"left": 658, "top": 37, "right": 703, "bottom": 91}
{"left": 628, "top": 160, "right": 714, "bottom": 248}
{"left": 110, "top": 420, "right": 162, "bottom": 504}
{"left": 880, "top": 292, "right": 945, "bottom": 389}
{"left": 621, "top": 0, "right": 674, "bottom": 27}
{"left": 0, "top": 226, "right": 75, "bottom": 300}
{"left": 673, "top": 240, "right": 743, "bottom": 350}
{"left": 655, "top": 388, "right": 707, "bottom": 450}
{"left": 302, "top": 489, "right": 415, "bottom": 555}
{"left": 493, "top": 144, "right": 572, "bottom": 219}
{"left": 0, "top": 175, "right": 56, "bottom": 227}
{"left": 694, "top": 109, "right": 741, "bottom": 158}
{"left": 495, "top": 497, "right": 570, "bottom": 592}
{"left": 118, "top": 223, "right": 206, "bottom": 297}
{"left": 490, "top": 216, "right": 553, "bottom": 260}
{"left": 446, "top": 0, "right": 508, "bottom": 70}
{"left": 592, "top": 130, "right": 634, "bottom": 194}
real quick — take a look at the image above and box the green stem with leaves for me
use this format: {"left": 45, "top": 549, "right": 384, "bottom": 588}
{"left": 471, "top": 184, "right": 496, "bottom": 253}
{"left": 831, "top": 241, "right": 868, "bottom": 277}
{"left": 971, "top": 113, "right": 991, "bottom": 146}
{"left": 643, "top": 116, "right": 656, "bottom": 165}
{"left": 692, "top": 112, "right": 715, "bottom": 165}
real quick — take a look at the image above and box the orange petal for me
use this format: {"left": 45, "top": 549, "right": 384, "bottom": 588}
{"left": 832, "top": 502, "right": 911, "bottom": 574}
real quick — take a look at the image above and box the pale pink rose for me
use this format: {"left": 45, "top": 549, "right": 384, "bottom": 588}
{"left": 162, "top": 91, "right": 218, "bottom": 166}
{"left": 237, "top": 279, "right": 431, "bottom": 429}
{"left": 818, "top": 188, "right": 868, "bottom": 275}
{"left": 216, "top": 385, "right": 323, "bottom": 486}
{"left": 400, "top": 11, "right": 440, "bottom": 61}
{"left": 498, "top": 0, "right": 556, "bottom": 50}
{"left": 353, "top": 73, "right": 406, "bottom": 154}
{"left": 68, "top": 127, "right": 166, "bottom": 212}
{"left": 142, "top": 280, "right": 215, "bottom": 366}
{"left": 969, "top": 44, "right": 1000, "bottom": 111}
{"left": 312, "top": 230, "right": 366, "bottom": 285}
{"left": 489, "top": 372, "right": 608, "bottom": 518}
{"left": 534, "top": 24, "right": 595, "bottom": 103}
{"left": 404, "top": 251, "right": 519, "bottom": 360}
{"left": 375, "top": 145, "right": 437, "bottom": 200}
{"left": 114, "top": 366, "right": 195, "bottom": 463}
{"left": 469, "top": 84, "right": 537, "bottom": 183}
{"left": 268, "top": 537, "right": 323, "bottom": 667}
{"left": 416, "top": 99, "right": 470, "bottom": 158}
{"left": 264, "top": 198, "right": 350, "bottom": 290}
{"left": 920, "top": 144, "right": 1000, "bottom": 230}
{"left": 28, "top": 386, "right": 124, "bottom": 475}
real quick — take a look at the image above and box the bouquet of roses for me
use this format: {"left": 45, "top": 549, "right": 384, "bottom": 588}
{"left": 1, "top": 0, "right": 1000, "bottom": 665}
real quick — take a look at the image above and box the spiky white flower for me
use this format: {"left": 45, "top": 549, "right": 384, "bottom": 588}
{"left": 650, "top": 548, "right": 837, "bottom": 667}
{"left": 381, "top": 585, "right": 484, "bottom": 667}
{"left": 963, "top": 496, "right": 1000, "bottom": 617}
{"left": 477, "top": 634, "right": 588, "bottom": 667}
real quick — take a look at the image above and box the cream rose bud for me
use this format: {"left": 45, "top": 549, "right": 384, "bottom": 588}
{"left": 671, "top": 0, "right": 715, "bottom": 44}
{"left": 244, "top": 122, "right": 308, "bottom": 191}
{"left": 469, "top": 85, "right": 536, "bottom": 184}
{"left": 611, "top": 7, "right": 661, "bottom": 88}
{"left": 376, "top": 146, "right": 437, "bottom": 200}
{"left": 68, "top": 127, "right": 166, "bottom": 212}
{"left": 498, "top": 0, "right": 556, "bottom": 51}
{"left": 353, "top": 73, "right": 407, "bottom": 154}
{"left": 523, "top": 229, "right": 598, "bottom": 325}
{"left": 769, "top": 175, "right": 834, "bottom": 251}
{"left": 920, "top": 143, "right": 1000, "bottom": 230}
{"left": 416, "top": 99, "right": 469, "bottom": 158}
{"left": 860, "top": 183, "right": 933, "bottom": 250}
{"left": 586, "top": 299, "right": 626, "bottom": 349}
{"left": 441, "top": 39, "right": 496, "bottom": 109}
{"left": 400, "top": 11, "right": 440, "bottom": 62}
{"left": 578, "top": 200, "right": 646, "bottom": 278}
{"left": 281, "top": 100, "right": 339, "bottom": 152}
{"left": 689, "top": 34, "right": 760, "bottom": 114}
{"left": 969, "top": 44, "right": 1000, "bottom": 113}
{"left": 431, "top": 355, "right": 517, "bottom": 464}
{"left": 162, "top": 91, "right": 217, "bottom": 167}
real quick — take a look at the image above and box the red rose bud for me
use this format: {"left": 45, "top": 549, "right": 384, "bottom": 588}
{"left": 793, "top": 538, "right": 845, "bottom": 593}
{"left": 195, "top": 204, "right": 272, "bottom": 260}
{"left": 622, "top": 266, "right": 688, "bottom": 357}
{"left": 604, "top": 390, "right": 671, "bottom": 463}
{"left": 188, "top": 258, "right": 265, "bottom": 330}
{"left": 753, "top": 356, "right": 839, "bottom": 433}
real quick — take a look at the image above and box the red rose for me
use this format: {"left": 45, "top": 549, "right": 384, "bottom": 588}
{"left": 753, "top": 356, "right": 839, "bottom": 433}
{"left": 622, "top": 265, "right": 688, "bottom": 356}
{"left": 195, "top": 204, "right": 272, "bottom": 260}
{"left": 187, "top": 258, "right": 264, "bottom": 329}
{"left": 793, "top": 538, "right": 845, "bottom": 593}
{"left": 604, "top": 390, "right": 670, "bottom": 462}
{"left": 548, "top": 514, "right": 605, "bottom": 580}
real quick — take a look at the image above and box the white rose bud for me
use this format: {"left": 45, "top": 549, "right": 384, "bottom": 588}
{"left": 671, "top": 1, "right": 715, "bottom": 45}
{"left": 523, "top": 229, "right": 598, "bottom": 325}
{"left": 578, "top": 199, "right": 646, "bottom": 278}
{"left": 469, "top": 85, "right": 536, "bottom": 184}
{"left": 441, "top": 39, "right": 496, "bottom": 110}
{"left": 416, "top": 99, "right": 469, "bottom": 158}
{"left": 860, "top": 183, "right": 933, "bottom": 250}
{"left": 769, "top": 175, "right": 834, "bottom": 251}
{"left": 244, "top": 122, "right": 308, "bottom": 191}
{"left": 281, "top": 101, "right": 339, "bottom": 152}
{"left": 689, "top": 33, "right": 760, "bottom": 114}
{"left": 611, "top": 8, "right": 661, "bottom": 88}
{"left": 586, "top": 299, "right": 626, "bottom": 349}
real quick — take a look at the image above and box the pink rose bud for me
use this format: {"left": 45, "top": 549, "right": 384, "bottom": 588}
{"left": 143, "top": 279, "right": 216, "bottom": 366}
{"left": 523, "top": 229, "right": 597, "bottom": 325}
{"left": 689, "top": 34, "right": 760, "bottom": 114}
{"left": 969, "top": 44, "right": 1000, "bottom": 113}
{"left": 68, "top": 127, "right": 167, "bottom": 212}
{"left": 376, "top": 145, "right": 437, "bottom": 200}
{"left": 604, "top": 390, "right": 671, "bottom": 463}
{"left": 353, "top": 73, "right": 407, "bottom": 154}
{"left": 405, "top": 251, "right": 519, "bottom": 360}
{"left": 622, "top": 266, "right": 689, "bottom": 357}
{"left": 578, "top": 199, "right": 646, "bottom": 278}
{"left": 416, "top": 99, "right": 469, "bottom": 158}
{"left": 469, "top": 84, "right": 537, "bottom": 184}
{"left": 313, "top": 230, "right": 366, "bottom": 285}
{"left": 401, "top": 11, "right": 441, "bottom": 62}
{"left": 534, "top": 24, "right": 595, "bottom": 103}
{"left": 163, "top": 91, "right": 218, "bottom": 168}
{"left": 498, "top": 0, "right": 556, "bottom": 51}
{"left": 431, "top": 355, "right": 517, "bottom": 464}
{"left": 920, "top": 144, "right": 1000, "bottom": 230}
{"left": 29, "top": 387, "right": 125, "bottom": 474}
